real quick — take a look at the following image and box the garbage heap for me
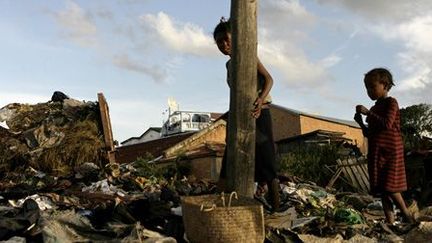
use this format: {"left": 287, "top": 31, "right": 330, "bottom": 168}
{"left": 269, "top": 174, "right": 432, "bottom": 243}
{"left": 1, "top": 97, "right": 432, "bottom": 242}
{"left": 2, "top": 161, "right": 432, "bottom": 242}
{"left": 0, "top": 156, "right": 213, "bottom": 242}
{"left": 0, "top": 98, "right": 104, "bottom": 177}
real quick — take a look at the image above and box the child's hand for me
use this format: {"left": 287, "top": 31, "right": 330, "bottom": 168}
{"left": 356, "top": 105, "right": 369, "bottom": 115}
{"left": 354, "top": 112, "right": 363, "bottom": 125}
{"left": 252, "top": 97, "right": 263, "bottom": 118}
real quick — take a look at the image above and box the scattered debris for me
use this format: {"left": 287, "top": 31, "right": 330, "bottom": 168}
{"left": 0, "top": 95, "right": 104, "bottom": 177}
{"left": 1, "top": 96, "right": 431, "bottom": 242}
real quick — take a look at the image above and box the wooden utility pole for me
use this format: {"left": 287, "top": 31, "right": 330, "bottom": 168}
{"left": 225, "top": 0, "right": 257, "bottom": 197}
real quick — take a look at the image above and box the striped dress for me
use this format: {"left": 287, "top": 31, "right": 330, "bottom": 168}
{"left": 366, "top": 97, "right": 407, "bottom": 194}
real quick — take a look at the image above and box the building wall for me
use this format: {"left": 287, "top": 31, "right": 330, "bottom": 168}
{"left": 187, "top": 122, "right": 226, "bottom": 147}
{"left": 299, "top": 115, "right": 367, "bottom": 153}
{"left": 164, "top": 121, "right": 226, "bottom": 158}
{"left": 268, "top": 105, "right": 366, "bottom": 153}
{"left": 189, "top": 156, "right": 223, "bottom": 182}
{"left": 150, "top": 107, "right": 368, "bottom": 182}
{"left": 270, "top": 107, "right": 301, "bottom": 142}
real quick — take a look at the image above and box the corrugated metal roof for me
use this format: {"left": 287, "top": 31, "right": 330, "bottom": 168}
{"left": 276, "top": 129, "right": 351, "bottom": 144}
{"left": 270, "top": 104, "right": 360, "bottom": 128}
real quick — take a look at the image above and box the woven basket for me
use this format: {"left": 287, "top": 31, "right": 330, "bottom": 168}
{"left": 181, "top": 192, "right": 264, "bottom": 243}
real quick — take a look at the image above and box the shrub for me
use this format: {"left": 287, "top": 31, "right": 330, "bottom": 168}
{"left": 279, "top": 144, "right": 342, "bottom": 187}
{"left": 133, "top": 154, "right": 190, "bottom": 182}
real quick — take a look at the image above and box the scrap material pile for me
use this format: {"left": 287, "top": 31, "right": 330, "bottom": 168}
{"left": 0, "top": 155, "right": 213, "bottom": 242}
{"left": 0, "top": 95, "right": 213, "bottom": 242}
{"left": 0, "top": 97, "right": 104, "bottom": 177}
{"left": 263, "top": 175, "right": 432, "bottom": 242}
{"left": 1, "top": 96, "right": 432, "bottom": 242}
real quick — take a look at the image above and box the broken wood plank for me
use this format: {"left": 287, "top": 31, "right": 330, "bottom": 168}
{"left": 325, "top": 164, "right": 354, "bottom": 190}
{"left": 347, "top": 157, "right": 369, "bottom": 193}
{"left": 327, "top": 167, "right": 342, "bottom": 188}
{"left": 337, "top": 158, "right": 361, "bottom": 190}
{"left": 98, "top": 93, "right": 116, "bottom": 164}
{"left": 357, "top": 158, "right": 370, "bottom": 181}
{"left": 355, "top": 159, "right": 370, "bottom": 191}
{"left": 333, "top": 157, "right": 370, "bottom": 193}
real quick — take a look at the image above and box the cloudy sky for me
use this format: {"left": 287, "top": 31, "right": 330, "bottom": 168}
{"left": 1, "top": 0, "right": 431, "bottom": 143}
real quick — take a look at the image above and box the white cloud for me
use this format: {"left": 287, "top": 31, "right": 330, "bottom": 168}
{"left": 136, "top": 2, "right": 333, "bottom": 89}
{"left": 140, "top": 12, "right": 217, "bottom": 57}
{"left": 399, "top": 16, "right": 432, "bottom": 53}
{"left": 316, "top": 0, "right": 432, "bottom": 22}
{"left": 372, "top": 15, "right": 432, "bottom": 54}
{"left": 396, "top": 53, "right": 431, "bottom": 91}
{"left": 395, "top": 81, "right": 432, "bottom": 108}
{"left": 260, "top": 0, "right": 316, "bottom": 41}
{"left": 257, "top": 1, "right": 333, "bottom": 87}
{"left": 369, "top": 16, "right": 432, "bottom": 92}
{"left": 112, "top": 54, "right": 168, "bottom": 82}
{"left": 259, "top": 41, "right": 329, "bottom": 87}
{"left": 52, "top": 0, "right": 98, "bottom": 47}
{"left": 319, "top": 1, "right": 432, "bottom": 97}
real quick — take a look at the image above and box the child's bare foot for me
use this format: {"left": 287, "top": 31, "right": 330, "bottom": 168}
{"left": 255, "top": 183, "right": 267, "bottom": 197}
{"left": 404, "top": 214, "right": 416, "bottom": 224}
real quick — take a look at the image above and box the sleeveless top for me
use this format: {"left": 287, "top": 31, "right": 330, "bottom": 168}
{"left": 226, "top": 60, "right": 272, "bottom": 104}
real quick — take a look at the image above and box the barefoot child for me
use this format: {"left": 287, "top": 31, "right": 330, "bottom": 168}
{"left": 354, "top": 68, "right": 414, "bottom": 224}
{"left": 213, "top": 18, "right": 280, "bottom": 211}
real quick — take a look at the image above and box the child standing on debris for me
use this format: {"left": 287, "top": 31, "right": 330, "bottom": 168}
{"left": 213, "top": 18, "right": 280, "bottom": 211}
{"left": 354, "top": 68, "right": 414, "bottom": 224}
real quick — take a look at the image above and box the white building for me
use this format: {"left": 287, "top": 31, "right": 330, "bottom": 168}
{"left": 161, "top": 111, "right": 219, "bottom": 137}
{"left": 120, "top": 127, "right": 161, "bottom": 146}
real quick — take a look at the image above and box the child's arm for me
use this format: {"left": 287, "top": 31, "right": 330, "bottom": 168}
{"left": 367, "top": 98, "right": 399, "bottom": 129}
{"left": 252, "top": 58, "right": 273, "bottom": 118}
{"left": 225, "top": 60, "right": 231, "bottom": 88}
{"left": 256, "top": 58, "right": 273, "bottom": 103}
{"left": 354, "top": 112, "right": 369, "bottom": 137}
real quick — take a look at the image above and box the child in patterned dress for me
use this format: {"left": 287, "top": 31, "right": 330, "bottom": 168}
{"left": 355, "top": 68, "right": 414, "bottom": 224}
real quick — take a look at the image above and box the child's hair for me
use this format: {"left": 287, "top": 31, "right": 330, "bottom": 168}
{"left": 364, "top": 68, "right": 395, "bottom": 90}
{"left": 213, "top": 17, "right": 231, "bottom": 41}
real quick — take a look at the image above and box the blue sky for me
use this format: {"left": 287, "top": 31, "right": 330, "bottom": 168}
{"left": 1, "top": 0, "right": 431, "bottom": 143}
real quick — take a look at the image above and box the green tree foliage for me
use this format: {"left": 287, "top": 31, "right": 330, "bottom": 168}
{"left": 400, "top": 103, "right": 432, "bottom": 150}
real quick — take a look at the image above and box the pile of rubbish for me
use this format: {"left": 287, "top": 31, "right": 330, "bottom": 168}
{"left": 263, "top": 175, "right": 432, "bottom": 242}
{"left": 1, "top": 95, "right": 432, "bottom": 242}
{"left": 1, "top": 157, "right": 432, "bottom": 242}
{"left": 0, "top": 92, "right": 104, "bottom": 177}
{"left": 0, "top": 156, "right": 216, "bottom": 242}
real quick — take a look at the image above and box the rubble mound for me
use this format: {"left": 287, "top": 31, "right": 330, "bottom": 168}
{"left": 0, "top": 99, "right": 104, "bottom": 176}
